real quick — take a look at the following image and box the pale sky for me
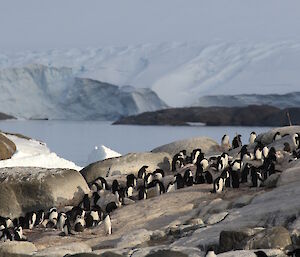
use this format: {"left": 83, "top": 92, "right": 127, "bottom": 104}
{"left": 1, "top": 0, "right": 300, "bottom": 51}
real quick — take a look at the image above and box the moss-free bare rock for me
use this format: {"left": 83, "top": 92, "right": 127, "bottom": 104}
{"left": 0, "top": 133, "right": 16, "bottom": 160}
{"left": 0, "top": 241, "right": 37, "bottom": 257}
{"left": 34, "top": 242, "right": 92, "bottom": 257}
{"left": 0, "top": 167, "right": 89, "bottom": 218}
{"left": 277, "top": 165, "right": 300, "bottom": 186}
{"left": 219, "top": 228, "right": 263, "bottom": 252}
{"left": 246, "top": 226, "right": 292, "bottom": 250}
{"left": 80, "top": 152, "right": 171, "bottom": 184}
{"left": 151, "top": 137, "right": 220, "bottom": 156}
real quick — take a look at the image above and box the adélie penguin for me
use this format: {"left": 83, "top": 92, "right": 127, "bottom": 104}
{"left": 104, "top": 214, "right": 112, "bottom": 235}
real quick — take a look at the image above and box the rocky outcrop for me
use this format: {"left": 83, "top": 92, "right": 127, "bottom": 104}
{"left": 151, "top": 137, "right": 220, "bottom": 156}
{"left": 0, "top": 241, "right": 37, "bottom": 257}
{"left": 255, "top": 125, "right": 300, "bottom": 145}
{"left": 219, "top": 227, "right": 292, "bottom": 252}
{"left": 34, "top": 242, "right": 92, "bottom": 257}
{"left": 0, "top": 112, "right": 15, "bottom": 120}
{"left": 0, "top": 167, "right": 89, "bottom": 218}
{"left": 80, "top": 152, "right": 172, "bottom": 183}
{"left": 0, "top": 133, "right": 16, "bottom": 160}
{"left": 194, "top": 92, "right": 300, "bottom": 109}
{"left": 113, "top": 105, "right": 300, "bottom": 126}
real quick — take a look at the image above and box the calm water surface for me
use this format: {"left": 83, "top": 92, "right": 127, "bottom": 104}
{"left": 0, "top": 120, "right": 272, "bottom": 166}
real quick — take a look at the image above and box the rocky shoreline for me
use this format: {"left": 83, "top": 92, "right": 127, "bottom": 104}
{"left": 113, "top": 105, "right": 300, "bottom": 126}
{"left": 0, "top": 127, "right": 300, "bottom": 256}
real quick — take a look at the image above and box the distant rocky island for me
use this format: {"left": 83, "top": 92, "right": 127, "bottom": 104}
{"left": 114, "top": 105, "right": 300, "bottom": 126}
{"left": 0, "top": 112, "right": 15, "bottom": 120}
{"left": 193, "top": 92, "right": 300, "bottom": 108}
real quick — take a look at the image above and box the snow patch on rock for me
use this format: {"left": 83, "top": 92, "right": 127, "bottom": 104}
{"left": 0, "top": 134, "right": 82, "bottom": 170}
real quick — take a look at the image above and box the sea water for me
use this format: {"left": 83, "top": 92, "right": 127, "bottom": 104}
{"left": 0, "top": 120, "right": 272, "bottom": 167}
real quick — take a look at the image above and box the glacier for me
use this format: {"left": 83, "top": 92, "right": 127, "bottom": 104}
{"left": 0, "top": 64, "right": 167, "bottom": 120}
{"left": 1, "top": 41, "right": 300, "bottom": 107}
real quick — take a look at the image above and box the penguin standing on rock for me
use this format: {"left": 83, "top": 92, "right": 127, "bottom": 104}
{"left": 249, "top": 131, "right": 257, "bottom": 144}
{"left": 111, "top": 180, "right": 120, "bottom": 194}
{"left": 14, "top": 226, "right": 26, "bottom": 241}
{"left": 104, "top": 214, "right": 112, "bottom": 235}
{"left": 47, "top": 207, "right": 58, "bottom": 227}
{"left": 230, "top": 168, "right": 240, "bottom": 188}
{"left": 138, "top": 186, "right": 147, "bottom": 200}
{"left": 74, "top": 215, "right": 86, "bottom": 232}
{"left": 166, "top": 181, "right": 176, "bottom": 192}
{"left": 273, "top": 131, "right": 281, "bottom": 141}
{"left": 232, "top": 134, "right": 242, "bottom": 149}
{"left": 183, "top": 169, "right": 194, "bottom": 187}
{"left": 153, "top": 169, "right": 165, "bottom": 181}
{"left": 126, "top": 174, "right": 137, "bottom": 188}
{"left": 175, "top": 173, "right": 185, "bottom": 189}
{"left": 293, "top": 133, "right": 300, "bottom": 149}
{"left": 57, "top": 213, "right": 67, "bottom": 231}
{"left": 25, "top": 211, "right": 36, "bottom": 230}
{"left": 194, "top": 166, "right": 206, "bottom": 184}
{"left": 35, "top": 210, "right": 45, "bottom": 226}
{"left": 172, "top": 154, "right": 185, "bottom": 171}
{"left": 0, "top": 228, "right": 13, "bottom": 242}
{"left": 251, "top": 167, "right": 263, "bottom": 187}
{"left": 138, "top": 166, "right": 148, "bottom": 179}
{"left": 254, "top": 142, "right": 263, "bottom": 160}
{"left": 221, "top": 134, "right": 230, "bottom": 149}
{"left": 62, "top": 218, "right": 72, "bottom": 236}
{"left": 241, "top": 163, "right": 251, "bottom": 183}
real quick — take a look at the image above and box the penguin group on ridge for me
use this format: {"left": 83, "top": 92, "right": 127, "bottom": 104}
{"left": 169, "top": 130, "right": 300, "bottom": 195}
{"left": 2, "top": 129, "right": 300, "bottom": 250}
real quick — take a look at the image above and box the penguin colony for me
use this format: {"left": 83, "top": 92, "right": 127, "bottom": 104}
{"left": 1, "top": 130, "right": 300, "bottom": 251}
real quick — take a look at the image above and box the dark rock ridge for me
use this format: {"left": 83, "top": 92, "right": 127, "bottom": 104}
{"left": 194, "top": 92, "right": 300, "bottom": 109}
{"left": 0, "top": 112, "right": 15, "bottom": 120}
{"left": 113, "top": 105, "right": 300, "bottom": 126}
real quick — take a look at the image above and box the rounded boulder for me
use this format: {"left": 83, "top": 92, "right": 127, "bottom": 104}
{"left": 0, "top": 167, "right": 89, "bottom": 218}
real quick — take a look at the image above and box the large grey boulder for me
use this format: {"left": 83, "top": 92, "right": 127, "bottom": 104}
{"left": 117, "top": 229, "right": 153, "bottom": 248}
{"left": 256, "top": 126, "right": 300, "bottom": 145}
{"left": 0, "top": 167, "right": 89, "bottom": 218}
{"left": 151, "top": 137, "right": 220, "bottom": 156}
{"left": 80, "top": 152, "right": 171, "bottom": 184}
{"left": 219, "top": 226, "right": 292, "bottom": 252}
{"left": 219, "top": 228, "right": 264, "bottom": 252}
{"left": 0, "top": 241, "right": 37, "bottom": 257}
{"left": 245, "top": 226, "right": 292, "bottom": 250}
{"left": 277, "top": 165, "right": 300, "bottom": 186}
